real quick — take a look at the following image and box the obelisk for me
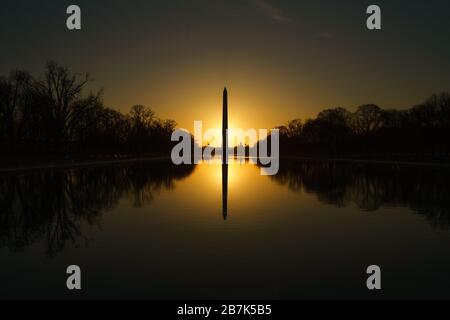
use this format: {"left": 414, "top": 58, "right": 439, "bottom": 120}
{"left": 222, "top": 87, "right": 228, "bottom": 163}
{"left": 222, "top": 88, "right": 228, "bottom": 220}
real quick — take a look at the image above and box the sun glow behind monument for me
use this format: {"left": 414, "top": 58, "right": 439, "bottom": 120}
{"left": 170, "top": 88, "right": 280, "bottom": 176}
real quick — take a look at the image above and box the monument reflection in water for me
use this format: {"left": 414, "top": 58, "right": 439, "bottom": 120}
{"left": 222, "top": 163, "right": 228, "bottom": 220}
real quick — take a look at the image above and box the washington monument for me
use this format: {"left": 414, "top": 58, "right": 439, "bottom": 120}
{"left": 222, "top": 87, "right": 228, "bottom": 163}
{"left": 222, "top": 88, "right": 228, "bottom": 220}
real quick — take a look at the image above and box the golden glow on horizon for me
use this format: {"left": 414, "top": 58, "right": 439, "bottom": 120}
{"left": 204, "top": 159, "right": 260, "bottom": 190}
{"left": 121, "top": 77, "right": 315, "bottom": 139}
{"left": 171, "top": 98, "right": 274, "bottom": 148}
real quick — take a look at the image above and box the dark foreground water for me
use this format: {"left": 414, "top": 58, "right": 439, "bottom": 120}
{"left": 1, "top": 159, "right": 450, "bottom": 299}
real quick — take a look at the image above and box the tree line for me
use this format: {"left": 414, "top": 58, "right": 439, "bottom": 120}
{"left": 276, "top": 93, "right": 450, "bottom": 161}
{"left": 0, "top": 61, "right": 177, "bottom": 161}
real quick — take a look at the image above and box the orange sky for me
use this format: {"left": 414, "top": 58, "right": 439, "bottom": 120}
{"left": 2, "top": 1, "right": 450, "bottom": 133}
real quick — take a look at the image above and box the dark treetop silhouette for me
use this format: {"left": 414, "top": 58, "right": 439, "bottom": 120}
{"left": 272, "top": 95, "right": 450, "bottom": 161}
{"left": 0, "top": 62, "right": 178, "bottom": 163}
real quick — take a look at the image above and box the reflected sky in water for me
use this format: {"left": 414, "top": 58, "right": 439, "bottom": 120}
{"left": 1, "top": 159, "right": 450, "bottom": 299}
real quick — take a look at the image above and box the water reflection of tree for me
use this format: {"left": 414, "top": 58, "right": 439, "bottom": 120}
{"left": 0, "top": 162, "right": 195, "bottom": 257}
{"left": 270, "top": 160, "right": 450, "bottom": 229}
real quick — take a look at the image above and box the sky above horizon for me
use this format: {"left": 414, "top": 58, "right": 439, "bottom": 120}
{"left": 1, "top": 0, "right": 450, "bottom": 132}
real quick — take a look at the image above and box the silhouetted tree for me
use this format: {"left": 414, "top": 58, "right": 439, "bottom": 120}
{"left": 32, "top": 61, "right": 103, "bottom": 153}
{"left": 0, "top": 62, "right": 180, "bottom": 162}
{"left": 0, "top": 70, "right": 33, "bottom": 153}
{"left": 276, "top": 93, "right": 450, "bottom": 161}
{"left": 286, "top": 119, "right": 302, "bottom": 138}
{"left": 353, "top": 104, "right": 384, "bottom": 136}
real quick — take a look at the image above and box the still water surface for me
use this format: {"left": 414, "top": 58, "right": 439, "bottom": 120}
{"left": 1, "top": 159, "right": 450, "bottom": 299}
